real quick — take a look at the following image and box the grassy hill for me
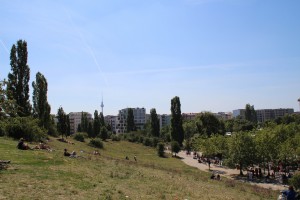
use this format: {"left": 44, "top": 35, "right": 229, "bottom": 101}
{"left": 0, "top": 136, "right": 277, "bottom": 200}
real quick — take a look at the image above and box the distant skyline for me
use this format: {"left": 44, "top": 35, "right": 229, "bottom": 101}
{"left": 1, "top": 0, "right": 300, "bottom": 115}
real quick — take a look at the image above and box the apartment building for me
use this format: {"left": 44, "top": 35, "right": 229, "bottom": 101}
{"left": 69, "top": 112, "right": 92, "bottom": 134}
{"left": 182, "top": 113, "right": 198, "bottom": 121}
{"left": 256, "top": 108, "right": 294, "bottom": 123}
{"left": 233, "top": 108, "right": 294, "bottom": 123}
{"left": 158, "top": 114, "right": 171, "bottom": 129}
{"left": 104, "top": 115, "right": 118, "bottom": 133}
{"left": 115, "top": 107, "right": 146, "bottom": 133}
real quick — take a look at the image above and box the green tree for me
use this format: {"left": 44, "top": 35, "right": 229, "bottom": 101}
{"left": 99, "top": 112, "right": 105, "bottom": 127}
{"left": 93, "top": 110, "right": 100, "bottom": 137}
{"left": 171, "top": 141, "right": 181, "bottom": 157}
{"left": 57, "top": 106, "right": 67, "bottom": 139}
{"left": 7, "top": 40, "right": 31, "bottom": 116}
{"left": 80, "top": 112, "right": 89, "bottom": 132}
{"left": 126, "top": 108, "right": 135, "bottom": 132}
{"left": 245, "top": 104, "right": 257, "bottom": 123}
{"left": 32, "top": 72, "right": 51, "bottom": 129}
{"left": 100, "top": 126, "right": 108, "bottom": 141}
{"left": 170, "top": 96, "right": 184, "bottom": 146}
{"left": 150, "top": 108, "right": 160, "bottom": 137}
{"left": 0, "top": 79, "right": 18, "bottom": 118}
{"left": 228, "top": 132, "right": 257, "bottom": 175}
{"left": 196, "top": 112, "right": 224, "bottom": 137}
{"left": 87, "top": 121, "right": 94, "bottom": 138}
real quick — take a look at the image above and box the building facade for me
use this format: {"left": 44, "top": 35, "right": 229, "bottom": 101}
{"left": 233, "top": 108, "right": 294, "bottom": 123}
{"left": 69, "top": 112, "right": 92, "bottom": 134}
{"left": 256, "top": 108, "right": 294, "bottom": 123}
{"left": 104, "top": 115, "right": 118, "bottom": 133}
{"left": 115, "top": 107, "right": 146, "bottom": 134}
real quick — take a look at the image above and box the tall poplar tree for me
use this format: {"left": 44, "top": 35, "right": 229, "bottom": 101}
{"left": 93, "top": 110, "right": 100, "bottom": 137}
{"left": 150, "top": 108, "right": 160, "bottom": 137}
{"left": 7, "top": 40, "right": 31, "bottom": 116}
{"left": 245, "top": 104, "right": 257, "bottom": 123}
{"left": 32, "top": 72, "right": 51, "bottom": 129}
{"left": 57, "top": 106, "right": 67, "bottom": 139}
{"left": 126, "top": 108, "right": 135, "bottom": 133}
{"left": 170, "top": 96, "right": 184, "bottom": 146}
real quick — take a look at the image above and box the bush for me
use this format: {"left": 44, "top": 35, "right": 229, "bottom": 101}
{"left": 73, "top": 132, "right": 85, "bottom": 142}
{"left": 143, "top": 137, "right": 152, "bottom": 146}
{"left": 111, "top": 135, "right": 121, "bottom": 141}
{"left": 47, "top": 124, "right": 59, "bottom": 137}
{"left": 289, "top": 172, "right": 300, "bottom": 190}
{"left": 0, "top": 121, "right": 6, "bottom": 137}
{"left": 89, "top": 138, "right": 104, "bottom": 149}
{"left": 6, "top": 117, "right": 46, "bottom": 142}
{"left": 157, "top": 142, "right": 165, "bottom": 157}
{"left": 152, "top": 137, "right": 159, "bottom": 147}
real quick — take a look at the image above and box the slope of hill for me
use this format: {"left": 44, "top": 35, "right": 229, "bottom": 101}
{"left": 0, "top": 137, "right": 277, "bottom": 199}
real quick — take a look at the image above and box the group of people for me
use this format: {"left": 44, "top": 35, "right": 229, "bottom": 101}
{"left": 210, "top": 173, "right": 221, "bottom": 181}
{"left": 17, "top": 138, "right": 99, "bottom": 159}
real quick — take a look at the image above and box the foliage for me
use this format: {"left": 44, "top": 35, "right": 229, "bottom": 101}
{"left": 99, "top": 126, "right": 108, "bottom": 141}
{"left": 157, "top": 142, "right": 165, "bottom": 157}
{"left": 289, "top": 173, "right": 300, "bottom": 190}
{"left": 150, "top": 108, "right": 160, "bottom": 137}
{"left": 73, "top": 132, "right": 86, "bottom": 142}
{"left": 227, "top": 132, "right": 257, "bottom": 175}
{"left": 245, "top": 104, "right": 257, "bottom": 123}
{"left": 56, "top": 106, "right": 68, "bottom": 139}
{"left": 171, "top": 141, "right": 181, "bottom": 156}
{"left": 170, "top": 96, "right": 184, "bottom": 146}
{"left": 5, "top": 117, "right": 46, "bottom": 141}
{"left": 32, "top": 72, "right": 51, "bottom": 129}
{"left": 87, "top": 121, "right": 94, "bottom": 138}
{"left": 183, "top": 120, "right": 198, "bottom": 140}
{"left": 126, "top": 108, "right": 135, "bottom": 132}
{"left": 111, "top": 134, "right": 121, "bottom": 141}
{"left": 0, "top": 79, "right": 18, "bottom": 118}
{"left": 89, "top": 138, "right": 104, "bottom": 149}
{"left": 93, "top": 110, "right": 100, "bottom": 137}
{"left": 195, "top": 112, "right": 225, "bottom": 137}
{"left": 7, "top": 40, "right": 31, "bottom": 117}
{"left": 80, "top": 112, "right": 89, "bottom": 133}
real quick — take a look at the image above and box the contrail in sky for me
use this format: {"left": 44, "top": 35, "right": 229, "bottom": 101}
{"left": 65, "top": 10, "right": 108, "bottom": 87}
{"left": 0, "top": 39, "right": 10, "bottom": 54}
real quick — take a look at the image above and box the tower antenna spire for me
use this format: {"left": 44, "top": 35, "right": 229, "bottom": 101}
{"left": 101, "top": 93, "right": 104, "bottom": 114}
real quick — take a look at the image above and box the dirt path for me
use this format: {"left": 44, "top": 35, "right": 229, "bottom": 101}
{"left": 174, "top": 151, "right": 286, "bottom": 191}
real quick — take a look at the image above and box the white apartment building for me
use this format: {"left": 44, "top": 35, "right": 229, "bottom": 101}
{"left": 69, "top": 112, "right": 92, "bottom": 134}
{"left": 115, "top": 107, "right": 146, "bottom": 133}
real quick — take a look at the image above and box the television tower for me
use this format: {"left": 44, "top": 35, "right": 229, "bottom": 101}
{"left": 298, "top": 98, "right": 300, "bottom": 111}
{"left": 101, "top": 95, "right": 104, "bottom": 114}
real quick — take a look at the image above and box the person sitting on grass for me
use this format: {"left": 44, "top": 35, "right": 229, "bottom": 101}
{"left": 34, "top": 141, "right": 52, "bottom": 151}
{"left": 281, "top": 186, "right": 296, "bottom": 200}
{"left": 17, "top": 138, "right": 32, "bottom": 150}
{"left": 216, "top": 174, "right": 221, "bottom": 181}
{"left": 64, "top": 148, "right": 77, "bottom": 158}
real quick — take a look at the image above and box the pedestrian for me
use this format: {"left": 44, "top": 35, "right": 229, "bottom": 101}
{"left": 134, "top": 155, "right": 137, "bottom": 162}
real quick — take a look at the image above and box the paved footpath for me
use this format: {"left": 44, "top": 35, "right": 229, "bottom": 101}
{"left": 175, "top": 151, "right": 286, "bottom": 191}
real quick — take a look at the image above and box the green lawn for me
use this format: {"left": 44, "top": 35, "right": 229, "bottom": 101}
{"left": 0, "top": 136, "right": 277, "bottom": 199}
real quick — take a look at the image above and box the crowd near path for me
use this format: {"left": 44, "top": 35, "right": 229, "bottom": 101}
{"left": 174, "top": 151, "right": 287, "bottom": 191}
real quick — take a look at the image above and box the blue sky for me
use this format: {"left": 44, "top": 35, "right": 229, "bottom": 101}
{"left": 1, "top": 0, "right": 300, "bottom": 115}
